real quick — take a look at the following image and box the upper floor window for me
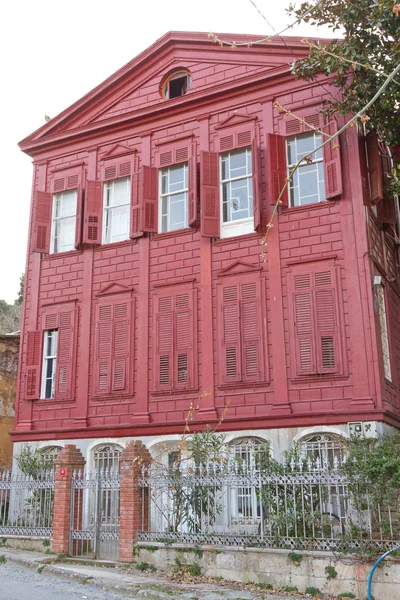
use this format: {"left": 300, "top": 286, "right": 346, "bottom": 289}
{"left": 287, "top": 132, "right": 326, "bottom": 207}
{"left": 159, "top": 163, "right": 188, "bottom": 233}
{"left": 220, "top": 147, "right": 254, "bottom": 238}
{"left": 50, "top": 189, "right": 77, "bottom": 253}
{"left": 103, "top": 176, "right": 131, "bottom": 244}
{"left": 162, "top": 70, "right": 192, "bottom": 100}
{"left": 41, "top": 329, "right": 58, "bottom": 399}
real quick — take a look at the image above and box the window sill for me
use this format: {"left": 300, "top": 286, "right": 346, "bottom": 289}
{"left": 214, "top": 231, "right": 261, "bottom": 246}
{"left": 35, "top": 397, "right": 75, "bottom": 405}
{"left": 42, "top": 249, "right": 82, "bottom": 260}
{"left": 151, "top": 387, "right": 199, "bottom": 397}
{"left": 290, "top": 372, "right": 347, "bottom": 384}
{"left": 153, "top": 227, "right": 197, "bottom": 241}
{"left": 91, "top": 392, "right": 134, "bottom": 401}
{"left": 95, "top": 238, "right": 137, "bottom": 252}
{"left": 218, "top": 380, "right": 269, "bottom": 390}
{"left": 281, "top": 200, "right": 334, "bottom": 215}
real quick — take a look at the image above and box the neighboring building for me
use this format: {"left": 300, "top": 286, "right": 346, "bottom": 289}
{"left": 13, "top": 32, "right": 400, "bottom": 471}
{"left": 0, "top": 333, "right": 19, "bottom": 466}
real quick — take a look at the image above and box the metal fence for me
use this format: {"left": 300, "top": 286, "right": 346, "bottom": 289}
{"left": 0, "top": 470, "right": 55, "bottom": 537}
{"left": 70, "top": 469, "right": 120, "bottom": 561}
{"left": 138, "top": 459, "right": 400, "bottom": 552}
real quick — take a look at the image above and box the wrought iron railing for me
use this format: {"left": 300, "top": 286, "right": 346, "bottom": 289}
{"left": 0, "top": 469, "right": 55, "bottom": 537}
{"left": 138, "top": 459, "right": 400, "bottom": 552}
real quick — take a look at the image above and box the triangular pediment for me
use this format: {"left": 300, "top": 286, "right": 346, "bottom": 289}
{"left": 19, "top": 31, "right": 314, "bottom": 156}
{"left": 96, "top": 282, "right": 133, "bottom": 297}
{"left": 217, "top": 260, "right": 262, "bottom": 277}
{"left": 100, "top": 143, "right": 136, "bottom": 160}
{"left": 215, "top": 113, "right": 257, "bottom": 130}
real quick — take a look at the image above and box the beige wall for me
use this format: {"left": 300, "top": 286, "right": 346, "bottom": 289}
{"left": 0, "top": 335, "right": 19, "bottom": 467}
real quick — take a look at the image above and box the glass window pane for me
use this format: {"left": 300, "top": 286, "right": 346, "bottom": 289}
{"left": 169, "top": 166, "right": 185, "bottom": 192}
{"left": 111, "top": 177, "right": 130, "bottom": 207}
{"left": 229, "top": 149, "right": 247, "bottom": 177}
{"left": 58, "top": 217, "right": 75, "bottom": 252}
{"left": 60, "top": 190, "right": 77, "bottom": 217}
{"left": 109, "top": 205, "right": 129, "bottom": 242}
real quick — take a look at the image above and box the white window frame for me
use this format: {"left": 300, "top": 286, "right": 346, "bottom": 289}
{"left": 220, "top": 147, "right": 254, "bottom": 239}
{"left": 376, "top": 284, "right": 392, "bottom": 381}
{"left": 41, "top": 329, "right": 58, "bottom": 399}
{"left": 50, "top": 189, "right": 77, "bottom": 254}
{"left": 287, "top": 132, "right": 326, "bottom": 207}
{"left": 228, "top": 438, "right": 261, "bottom": 525}
{"left": 158, "top": 163, "right": 188, "bottom": 233}
{"left": 102, "top": 177, "right": 131, "bottom": 244}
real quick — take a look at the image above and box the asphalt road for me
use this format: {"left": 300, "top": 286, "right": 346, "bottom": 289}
{"left": 0, "top": 563, "right": 129, "bottom": 600}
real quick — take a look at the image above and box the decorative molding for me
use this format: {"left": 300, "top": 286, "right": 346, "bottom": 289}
{"left": 40, "top": 298, "right": 79, "bottom": 308}
{"left": 95, "top": 281, "right": 134, "bottom": 297}
{"left": 99, "top": 143, "right": 137, "bottom": 161}
{"left": 216, "top": 260, "right": 262, "bottom": 278}
{"left": 49, "top": 160, "right": 87, "bottom": 173}
{"left": 155, "top": 133, "right": 195, "bottom": 147}
{"left": 152, "top": 277, "right": 197, "bottom": 289}
{"left": 285, "top": 254, "right": 338, "bottom": 267}
{"left": 215, "top": 113, "right": 257, "bottom": 130}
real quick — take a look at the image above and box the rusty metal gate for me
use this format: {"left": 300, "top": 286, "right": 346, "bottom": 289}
{"left": 69, "top": 469, "right": 120, "bottom": 560}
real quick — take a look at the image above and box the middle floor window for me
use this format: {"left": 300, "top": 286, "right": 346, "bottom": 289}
{"left": 220, "top": 147, "right": 254, "bottom": 238}
{"left": 159, "top": 163, "right": 188, "bottom": 233}
{"left": 41, "top": 329, "right": 58, "bottom": 399}
{"left": 50, "top": 189, "right": 77, "bottom": 254}
{"left": 103, "top": 177, "right": 131, "bottom": 244}
{"left": 287, "top": 132, "right": 326, "bottom": 207}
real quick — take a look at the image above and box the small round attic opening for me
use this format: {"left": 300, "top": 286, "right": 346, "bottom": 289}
{"left": 161, "top": 69, "right": 192, "bottom": 100}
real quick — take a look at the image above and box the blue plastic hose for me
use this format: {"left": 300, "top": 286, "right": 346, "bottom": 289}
{"left": 367, "top": 544, "right": 400, "bottom": 599}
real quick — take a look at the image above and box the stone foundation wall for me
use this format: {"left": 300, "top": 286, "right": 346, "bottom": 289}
{"left": 137, "top": 543, "right": 400, "bottom": 600}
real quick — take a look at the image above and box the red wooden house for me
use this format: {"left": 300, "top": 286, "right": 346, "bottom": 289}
{"left": 13, "top": 31, "right": 400, "bottom": 471}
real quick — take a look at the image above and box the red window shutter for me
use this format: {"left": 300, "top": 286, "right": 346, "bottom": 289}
{"left": 377, "top": 197, "right": 397, "bottom": 224}
{"left": 84, "top": 181, "right": 103, "bottom": 244}
{"left": 95, "top": 303, "right": 113, "bottom": 395}
{"left": 359, "top": 135, "right": 372, "bottom": 207}
{"left": 366, "top": 132, "right": 383, "bottom": 204}
{"left": 174, "top": 292, "right": 193, "bottom": 387}
{"left": 74, "top": 186, "right": 83, "bottom": 249}
{"left": 188, "top": 143, "right": 197, "bottom": 227}
{"left": 200, "top": 151, "right": 220, "bottom": 238}
{"left": 25, "top": 330, "right": 42, "bottom": 399}
{"left": 220, "top": 284, "right": 241, "bottom": 382}
{"left": 141, "top": 166, "right": 158, "bottom": 232}
{"left": 156, "top": 295, "right": 173, "bottom": 389}
{"left": 292, "top": 274, "right": 316, "bottom": 376}
{"left": 112, "top": 301, "right": 131, "bottom": 392}
{"left": 130, "top": 171, "right": 141, "bottom": 238}
{"left": 267, "top": 134, "right": 288, "bottom": 207}
{"left": 240, "top": 282, "right": 261, "bottom": 381}
{"left": 322, "top": 120, "right": 343, "bottom": 199}
{"left": 54, "top": 308, "right": 76, "bottom": 400}
{"left": 252, "top": 135, "right": 261, "bottom": 230}
{"left": 32, "top": 191, "right": 52, "bottom": 253}
{"left": 314, "top": 270, "right": 339, "bottom": 374}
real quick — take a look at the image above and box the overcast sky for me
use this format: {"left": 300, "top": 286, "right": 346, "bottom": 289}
{"left": 0, "top": 0, "right": 334, "bottom": 304}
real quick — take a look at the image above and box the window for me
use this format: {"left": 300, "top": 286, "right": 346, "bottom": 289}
{"left": 289, "top": 267, "right": 342, "bottom": 377}
{"left": 162, "top": 70, "right": 192, "bottom": 99}
{"left": 228, "top": 439, "right": 263, "bottom": 524}
{"left": 103, "top": 177, "right": 131, "bottom": 244}
{"left": 50, "top": 189, "right": 77, "bottom": 253}
{"left": 40, "top": 446, "right": 62, "bottom": 466}
{"left": 41, "top": 329, "right": 58, "bottom": 399}
{"left": 287, "top": 132, "right": 325, "bottom": 207}
{"left": 93, "top": 444, "right": 122, "bottom": 473}
{"left": 220, "top": 147, "right": 254, "bottom": 237}
{"left": 376, "top": 284, "right": 392, "bottom": 381}
{"left": 218, "top": 277, "right": 265, "bottom": 385}
{"left": 299, "top": 433, "right": 344, "bottom": 468}
{"left": 159, "top": 163, "right": 188, "bottom": 233}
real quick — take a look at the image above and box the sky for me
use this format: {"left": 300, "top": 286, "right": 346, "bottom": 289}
{"left": 0, "top": 0, "right": 335, "bottom": 304}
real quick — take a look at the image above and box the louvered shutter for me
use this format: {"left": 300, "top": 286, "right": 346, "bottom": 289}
{"left": 366, "top": 132, "right": 384, "bottom": 204}
{"left": 95, "top": 303, "right": 113, "bottom": 395}
{"left": 200, "top": 151, "right": 220, "bottom": 238}
{"left": 25, "top": 330, "right": 42, "bottom": 399}
{"left": 84, "top": 180, "right": 103, "bottom": 244}
{"left": 359, "top": 135, "right": 372, "bottom": 206}
{"left": 292, "top": 274, "right": 316, "bottom": 375}
{"left": 267, "top": 134, "right": 288, "bottom": 207}
{"left": 322, "top": 120, "right": 343, "bottom": 199}
{"left": 54, "top": 308, "right": 76, "bottom": 399}
{"left": 314, "top": 271, "right": 339, "bottom": 374}
{"left": 240, "top": 282, "right": 261, "bottom": 381}
{"left": 221, "top": 284, "right": 241, "bottom": 382}
{"left": 377, "top": 197, "right": 397, "bottom": 224}
{"left": 188, "top": 142, "right": 197, "bottom": 226}
{"left": 252, "top": 135, "right": 261, "bottom": 230}
{"left": 141, "top": 166, "right": 158, "bottom": 232}
{"left": 174, "top": 292, "right": 192, "bottom": 387}
{"left": 32, "top": 191, "right": 52, "bottom": 253}
{"left": 74, "top": 186, "right": 83, "bottom": 249}
{"left": 156, "top": 295, "right": 173, "bottom": 389}
{"left": 112, "top": 301, "right": 130, "bottom": 392}
{"left": 130, "top": 156, "right": 142, "bottom": 238}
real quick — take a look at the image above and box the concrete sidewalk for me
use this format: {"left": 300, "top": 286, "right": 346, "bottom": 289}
{"left": 0, "top": 547, "right": 329, "bottom": 599}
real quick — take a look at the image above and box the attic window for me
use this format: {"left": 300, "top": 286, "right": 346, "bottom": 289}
{"left": 162, "top": 70, "right": 192, "bottom": 100}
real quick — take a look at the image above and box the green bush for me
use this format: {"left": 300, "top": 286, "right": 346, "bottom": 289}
{"left": 305, "top": 587, "right": 321, "bottom": 597}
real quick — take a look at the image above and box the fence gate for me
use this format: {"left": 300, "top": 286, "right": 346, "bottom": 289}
{"left": 70, "top": 469, "right": 120, "bottom": 560}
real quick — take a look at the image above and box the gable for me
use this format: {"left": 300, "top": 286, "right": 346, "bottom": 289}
{"left": 19, "top": 31, "right": 313, "bottom": 155}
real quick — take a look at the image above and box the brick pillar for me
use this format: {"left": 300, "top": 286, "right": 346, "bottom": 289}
{"left": 119, "top": 441, "right": 152, "bottom": 563}
{"left": 52, "top": 444, "right": 85, "bottom": 555}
